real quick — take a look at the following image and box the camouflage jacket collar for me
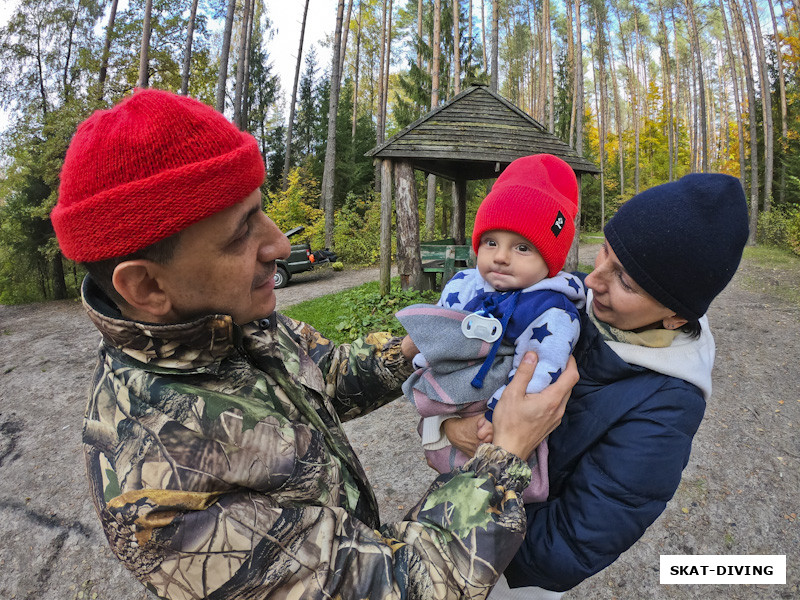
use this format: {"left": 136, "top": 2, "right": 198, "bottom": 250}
{"left": 82, "top": 275, "right": 243, "bottom": 373}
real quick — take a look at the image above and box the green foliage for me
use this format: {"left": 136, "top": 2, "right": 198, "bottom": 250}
{"left": 758, "top": 208, "right": 793, "bottom": 248}
{"left": 333, "top": 284, "right": 439, "bottom": 341}
{"left": 333, "top": 192, "right": 384, "bottom": 265}
{"left": 265, "top": 165, "right": 324, "bottom": 247}
{"left": 786, "top": 209, "right": 800, "bottom": 257}
{"left": 283, "top": 279, "right": 438, "bottom": 344}
{"left": 757, "top": 207, "right": 800, "bottom": 256}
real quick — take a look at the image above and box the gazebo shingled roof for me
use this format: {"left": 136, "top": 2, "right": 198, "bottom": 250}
{"left": 366, "top": 84, "right": 599, "bottom": 293}
{"left": 366, "top": 84, "right": 600, "bottom": 180}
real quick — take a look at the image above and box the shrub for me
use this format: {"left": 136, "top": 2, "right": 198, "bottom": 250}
{"left": 334, "top": 284, "right": 439, "bottom": 340}
{"left": 333, "top": 192, "right": 385, "bottom": 265}
{"left": 757, "top": 209, "right": 791, "bottom": 248}
{"left": 759, "top": 207, "right": 800, "bottom": 256}
{"left": 265, "top": 166, "right": 324, "bottom": 248}
{"left": 786, "top": 208, "right": 800, "bottom": 256}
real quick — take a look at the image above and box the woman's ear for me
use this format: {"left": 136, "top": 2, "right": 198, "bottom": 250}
{"left": 662, "top": 314, "right": 689, "bottom": 330}
{"left": 111, "top": 260, "right": 173, "bottom": 319}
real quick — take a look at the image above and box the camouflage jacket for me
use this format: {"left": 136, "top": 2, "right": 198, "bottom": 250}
{"left": 81, "top": 276, "right": 532, "bottom": 600}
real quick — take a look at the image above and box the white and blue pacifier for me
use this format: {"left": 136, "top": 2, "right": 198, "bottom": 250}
{"left": 461, "top": 312, "right": 503, "bottom": 343}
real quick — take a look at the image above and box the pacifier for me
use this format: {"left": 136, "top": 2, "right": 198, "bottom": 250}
{"left": 461, "top": 312, "right": 503, "bottom": 343}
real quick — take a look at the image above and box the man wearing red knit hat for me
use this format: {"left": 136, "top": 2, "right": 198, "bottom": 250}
{"left": 50, "top": 90, "right": 576, "bottom": 600}
{"left": 398, "top": 154, "right": 585, "bottom": 504}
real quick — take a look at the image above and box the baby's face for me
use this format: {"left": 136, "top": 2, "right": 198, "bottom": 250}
{"left": 476, "top": 230, "right": 549, "bottom": 291}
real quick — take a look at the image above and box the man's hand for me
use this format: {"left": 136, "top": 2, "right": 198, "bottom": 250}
{"left": 400, "top": 335, "right": 419, "bottom": 362}
{"left": 491, "top": 352, "right": 577, "bottom": 460}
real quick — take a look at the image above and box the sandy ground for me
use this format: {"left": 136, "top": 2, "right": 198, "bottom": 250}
{"left": 1, "top": 247, "right": 798, "bottom": 599}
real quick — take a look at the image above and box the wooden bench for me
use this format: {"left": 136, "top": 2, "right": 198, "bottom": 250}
{"left": 420, "top": 238, "right": 475, "bottom": 290}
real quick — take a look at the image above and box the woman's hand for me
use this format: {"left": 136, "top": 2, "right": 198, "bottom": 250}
{"left": 491, "top": 352, "right": 578, "bottom": 460}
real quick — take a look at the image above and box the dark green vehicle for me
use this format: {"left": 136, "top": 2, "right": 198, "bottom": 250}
{"left": 274, "top": 226, "right": 337, "bottom": 288}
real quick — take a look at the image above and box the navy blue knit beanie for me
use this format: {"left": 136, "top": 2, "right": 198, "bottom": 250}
{"left": 604, "top": 173, "right": 749, "bottom": 321}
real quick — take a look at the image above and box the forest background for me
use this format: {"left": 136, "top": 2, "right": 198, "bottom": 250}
{"left": 1, "top": 0, "right": 798, "bottom": 304}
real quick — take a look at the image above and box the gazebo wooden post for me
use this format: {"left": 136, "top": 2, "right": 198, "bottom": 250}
{"left": 394, "top": 159, "right": 423, "bottom": 290}
{"left": 451, "top": 178, "right": 467, "bottom": 245}
{"left": 379, "top": 159, "right": 393, "bottom": 296}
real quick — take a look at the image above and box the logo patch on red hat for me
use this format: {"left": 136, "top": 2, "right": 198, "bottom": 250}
{"left": 551, "top": 211, "right": 566, "bottom": 237}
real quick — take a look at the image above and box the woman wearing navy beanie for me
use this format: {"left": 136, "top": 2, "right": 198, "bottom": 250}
{"left": 447, "top": 173, "right": 749, "bottom": 599}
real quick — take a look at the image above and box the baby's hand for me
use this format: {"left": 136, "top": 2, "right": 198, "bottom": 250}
{"left": 476, "top": 417, "right": 494, "bottom": 444}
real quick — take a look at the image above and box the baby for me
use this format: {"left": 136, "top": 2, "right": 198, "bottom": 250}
{"left": 398, "top": 154, "right": 585, "bottom": 502}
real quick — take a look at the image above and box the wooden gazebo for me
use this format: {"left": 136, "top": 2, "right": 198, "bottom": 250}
{"left": 366, "top": 84, "right": 600, "bottom": 292}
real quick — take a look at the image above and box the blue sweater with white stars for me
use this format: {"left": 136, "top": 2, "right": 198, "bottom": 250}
{"left": 437, "top": 268, "right": 585, "bottom": 403}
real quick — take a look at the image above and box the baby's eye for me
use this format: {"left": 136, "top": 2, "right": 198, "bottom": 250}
{"left": 484, "top": 239, "right": 497, "bottom": 247}
{"left": 516, "top": 244, "right": 530, "bottom": 253}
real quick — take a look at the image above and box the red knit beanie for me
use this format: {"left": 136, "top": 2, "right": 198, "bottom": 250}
{"left": 51, "top": 88, "right": 265, "bottom": 262}
{"left": 472, "top": 154, "right": 578, "bottom": 278}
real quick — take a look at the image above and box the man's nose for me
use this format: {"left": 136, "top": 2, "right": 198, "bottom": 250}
{"left": 258, "top": 215, "right": 291, "bottom": 262}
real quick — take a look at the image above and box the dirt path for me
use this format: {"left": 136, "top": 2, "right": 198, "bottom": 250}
{"left": 1, "top": 249, "right": 798, "bottom": 599}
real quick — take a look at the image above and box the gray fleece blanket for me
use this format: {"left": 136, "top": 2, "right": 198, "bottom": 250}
{"left": 396, "top": 304, "right": 515, "bottom": 416}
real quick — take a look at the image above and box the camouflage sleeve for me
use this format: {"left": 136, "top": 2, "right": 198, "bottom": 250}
{"left": 276, "top": 313, "right": 415, "bottom": 421}
{"left": 92, "top": 437, "right": 532, "bottom": 600}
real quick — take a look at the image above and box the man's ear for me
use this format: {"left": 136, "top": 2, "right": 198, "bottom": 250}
{"left": 662, "top": 314, "right": 689, "bottom": 330}
{"left": 111, "top": 260, "right": 173, "bottom": 319}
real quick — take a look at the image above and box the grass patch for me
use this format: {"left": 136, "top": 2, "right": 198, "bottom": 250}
{"left": 738, "top": 246, "right": 800, "bottom": 311}
{"left": 580, "top": 230, "right": 604, "bottom": 244}
{"left": 282, "top": 278, "right": 439, "bottom": 344}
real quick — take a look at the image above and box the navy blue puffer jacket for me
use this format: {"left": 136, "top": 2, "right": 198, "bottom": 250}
{"left": 503, "top": 296, "right": 707, "bottom": 591}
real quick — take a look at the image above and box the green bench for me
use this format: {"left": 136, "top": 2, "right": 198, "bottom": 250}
{"left": 420, "top": 238, "right": 475, "bottom": 290}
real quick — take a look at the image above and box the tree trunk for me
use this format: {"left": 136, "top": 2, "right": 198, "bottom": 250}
{"left": 98, "top": 0, "right": 119, "bottom": 100}
{"left": 593, "top": 7, "right": 607, "bottom": 228}
{"left": 719, "top": 0, "right": 747, "bottom": 190}
{"left": 138, "top": 0, "right": 153, "bottom": 88}
{"left": 657, "top": 0, "right": 674, "bottom": 181}
{"left": 685, "top": 0, "right": 708, "bottom": 171}
{"left": 605, "top": 15, "right": 624, "bottom": 197}
{"left": 395, "top": 160, "right": 423, "bottom": 291}
{"left": 241, "top": 0, "right": 256, "bottom": 126}
{"left": 380, "top": 159, "right": 393, "bottom": 296}
{"left": 451, "top": 179, "right": 466, "bottom": 245}
{"left": 233, "top": 0, "right": 253, "bottom": 127}
{"left": 339, "top": 0, "right": 354, "bottom": 80}
{"left": 321, "top": 0, "right": 346, "bottom": 248}
{"left": 52, "top": 254, "right": 67, "bottom": 300}
{"left": 377, "top": 0, "right": 388, "bottom": 144}
{"left": 481, "top": 0, "right": 488, "bottom": 73}
{"left": 490, "top": 0, "right": 499, "bottom": 92}
{"left": 216, "top": 0, "right": 238, "bottom": 112}
{"left": 283, "top": 0, "right": 311, "bottom": 189}
{"left": 546, "top": 0, "right": 554, "bottom": 132}
{"left": 382, "top": 0, "right": 393, "bottom": 132}
{"left": 730, "top": 0, "right": 759, "bottom": 245}
{"left": 180, "top": 0, "right": 199, "bottom": 95}
{"left": 417, "top": 0, "right": 424, "bottom": 70}
{"left": 433, "top": 0, "right": 442, "bottom": 106}
{"left": 565, "top": 1, "right": 583, "bottom": 273}
{"left": 427, "top": 0, "right": 443, "bottom": 240}
{"left": 453, "top": 0, "right": 461, "bottom": 95}
{"left": 574, "top": 0, "right": 583, "bottom": 157}
{"left": 768, "top": 0, "right": 789, "bottom": 205}
{"left": 351, "top": 2, "right": 362, "bottom": 140}
{"left": 746, "top": 0, "right": 773, "bottom": 211}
